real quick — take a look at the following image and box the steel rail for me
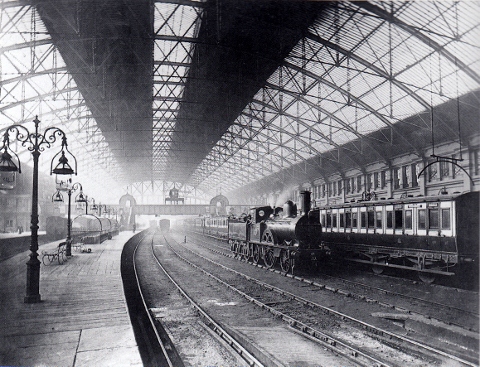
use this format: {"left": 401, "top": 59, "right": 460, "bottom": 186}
{"left": 132, "top": 233, "right": 176, "bottom": 367}
{"left": 181, "top": 233, "right": 478, "bottom": 367}
{"left": 150, "top": 234, "right": 265, "bottom": 367}
{"left": 196, "top": 231, "right": 478, "bottom": 325}
{"left": 164, "top": 236, "right": 391, "bottom": 367}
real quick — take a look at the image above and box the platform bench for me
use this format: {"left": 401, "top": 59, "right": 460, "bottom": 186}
{"left": 42, "top": 242, "right": 67, "bottom": 265}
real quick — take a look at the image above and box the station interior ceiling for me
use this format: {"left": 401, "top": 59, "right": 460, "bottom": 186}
{"left": 0, "top": 0, "right": 479, "bottom": 203}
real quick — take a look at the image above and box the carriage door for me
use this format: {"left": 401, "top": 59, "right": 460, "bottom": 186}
{"left": 385, "top": 205, "right": 394, "bottom": 235}
{"left": 360, "top": 207, "right": 367, "bottom": 234}
{"left": 412, "top": 203, "right": 424, "bottom": 236}
{"left": 439, "top": 201, "right": 453, "bottom": 237}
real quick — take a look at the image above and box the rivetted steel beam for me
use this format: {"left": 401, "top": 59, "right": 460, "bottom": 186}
{"left": 282, "top": 61, "right": 424, "bottom": 156}
{"left": 352, "top": 1, "right": 480, "bottom": 85}
{"left": 305, "top": 32, "right": 431, "bottom": 109}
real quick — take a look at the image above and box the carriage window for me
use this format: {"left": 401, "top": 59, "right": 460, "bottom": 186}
{"left": 405, "top": 210, "right": 412, "bottom": 229}
{"left": 326, "top": 213, "right": 331, "bottom": 228}
{"left": 345, "top": 212, "right": 352, "bottom": 227}
{"left": 340, "top": 213, "right": 345, "bottom": 228}
{"left": 441, "top": 209, "right": 451, "bottom": 229}
{"left": 367, "top": 211, "right": 375, "bottom": 228}
{"left": 418, "top": 209, "right": 426, "bottom": 230}
{"left": 352, "top": 212, "right": 358, "bottom": 228}
{"left": 361, "top": 212, "right": 367, "bottom": 228}
{"left": 376, "top": 211, "right": 382, "bottom": 228}
{"left": 394, "top": 210, "right": 403, "bottom": 228}
{"left": 332, "top": 213, "right": 337, "bottom": 228}
{"left": 321, "top": 214, "right": 326, "bottom": 227}
{"left": 428, "top": 209, "right": 439, "bottom": 229}
{"left": 386, "top": 211, "right": 393, "bottom": 228}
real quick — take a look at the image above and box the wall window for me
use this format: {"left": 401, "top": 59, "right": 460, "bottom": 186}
{"left": 428, "top": 162, "right": 438, "bottom": 182}
{"left": 411, "top": 163, "right": 419, "bottom": 188}
{"left": 393, "top": 168, "right": 400, "bottom": 189}
{"left": 367, "top": 174, "right": 373, "bottom": 191}
{"left": 321, "top": 184, "right": 326, "bottom": 198}
{"left": 440, "top": 160, "right": 450, "bottom": 180}
{"left": 340, "top": 213, "right": 345, "bottom": 227}
{"left": 351, "top": 177, "right": 356, "bottom": 193}
{"left": 357, "top": 175, "right": 362, "bottom": 193}
{"left": 381, "top": 170, "right": 387, "bottom": 189}
{"left": 452, "top": 154, "right": 462, "bottom": 178}
{"left": 401, "top": 165, "right": 409, "bottom": 188}
{"left": 337, "top": 180, "right": 343, "bottom": 195}
{"left": 373, "top": 172, "right": 379, "bottom": 190}
{"left": 346, "top": 179, "right": 351, "bottom": 194}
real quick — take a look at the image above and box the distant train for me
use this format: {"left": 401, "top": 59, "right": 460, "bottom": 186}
{"left": 46, "top": 214, "right": 119, "bottom": 244}
{"left": 159, "top": 219, "right": 170, "bottom": 233}
{"left": 185, "top": 191, "right": 479, "bottom": 283}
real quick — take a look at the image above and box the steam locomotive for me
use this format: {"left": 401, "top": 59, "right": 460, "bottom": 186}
{"left": 185, "top": 190, "right": 479, "bottom": 282}
{"left": 187, "top": 191, "right": 325, "bottom": 272}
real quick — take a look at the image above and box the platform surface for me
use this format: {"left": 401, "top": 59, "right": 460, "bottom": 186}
{"left": 0, "top": 231, "right": 143, "bottom": 367}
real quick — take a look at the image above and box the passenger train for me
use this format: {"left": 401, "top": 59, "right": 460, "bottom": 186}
{"left": 313, "top": 191, "right": 479, "bottom": 283}
{"left": 185, "top": 191, "right": 479, "bottom": 283}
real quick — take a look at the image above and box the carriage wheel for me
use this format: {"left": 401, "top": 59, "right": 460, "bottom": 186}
{"left": 418, "top": 271, "right": 436, "bottom": 284}
{"left": 279, "top": 250, "right": 291, "bottom": 273}
{"left": 372, "top": 265, "right": 384, "bottom": 275}
{"left": 252, "top": 245, "right": 260, "bottom": 264}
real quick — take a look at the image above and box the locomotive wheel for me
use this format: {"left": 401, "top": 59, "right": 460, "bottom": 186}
{"left": 372, "top": 265, "right": 384, "bottom": 275}
{"left": 264, "top": 249, "right": 275, "bottom": 268}
{"left": 261, "top": 229, "right": 276, "bottom": 268}
{"left": 279, "top": 250, "right": 291, "bottom": 273}
{"left": 418, "top": 272, "right": 436, "bottom": 284}
{"left": 252, "top": 245, "right": 260, "bottom": 264}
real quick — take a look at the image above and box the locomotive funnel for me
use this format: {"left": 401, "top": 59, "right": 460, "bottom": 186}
{"left": 301, "top": 191, "right": 311, "bottom": 213}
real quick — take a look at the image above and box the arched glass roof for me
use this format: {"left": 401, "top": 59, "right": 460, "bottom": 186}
{"left": 1, "top": 0, "right": 479, "bottom": 202}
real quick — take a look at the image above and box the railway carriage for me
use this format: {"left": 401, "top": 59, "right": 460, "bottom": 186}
{"left": 313, "top": 191, "right": 479, "bottom": 283}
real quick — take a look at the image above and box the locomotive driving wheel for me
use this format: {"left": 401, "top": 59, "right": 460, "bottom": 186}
{"left": 264, "top": 248, "right": 275, "bottom": 268}
{"left": 279, "top": 250, "right": 291, "bottom": 273}
{"left": 261, "top": 230, "right": 276, "bottom": 268}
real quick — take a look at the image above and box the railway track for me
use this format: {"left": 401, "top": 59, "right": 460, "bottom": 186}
{"left": 179, "top": 231, "right": 479, "bottom": 366}
{"left": 190, "top": 231, "right": 479, "bottom": 333}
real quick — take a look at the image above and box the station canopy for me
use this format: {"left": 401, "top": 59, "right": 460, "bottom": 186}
{"left": 0, "top": 0, "right": 479, "bottom": 203}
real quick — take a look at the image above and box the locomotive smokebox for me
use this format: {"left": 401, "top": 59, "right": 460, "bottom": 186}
{"left": 301, "top": 191, "right": 311, "bottom": 214}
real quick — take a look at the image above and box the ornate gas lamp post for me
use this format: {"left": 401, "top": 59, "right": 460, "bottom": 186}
{"left": 52, "top": 180, "right": 87, "bottom": 256}
{"left": 0, "top": 116, "right": 77, "bottom": 303}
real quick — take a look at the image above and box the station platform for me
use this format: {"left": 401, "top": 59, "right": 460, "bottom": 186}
{"left": 0, "top": 231, "right": 143, "bottom": 367}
